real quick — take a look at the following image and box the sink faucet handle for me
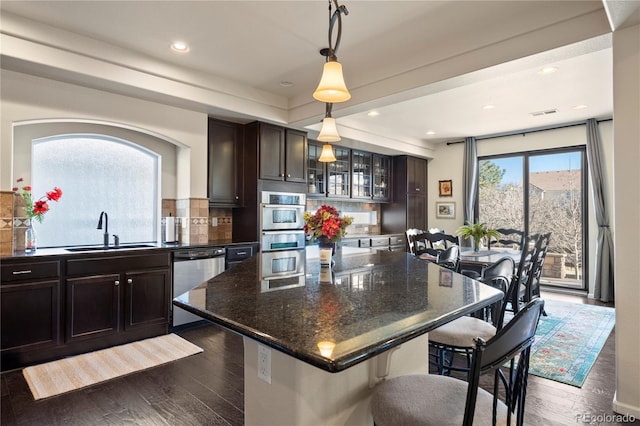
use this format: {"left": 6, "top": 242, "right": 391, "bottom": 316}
{"left": 113, "top": 234, "right": 120, "bottom": 247}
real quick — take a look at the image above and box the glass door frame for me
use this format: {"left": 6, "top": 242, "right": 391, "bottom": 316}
{"left": 475, "top": 145, "right": 589, "bottom": 291}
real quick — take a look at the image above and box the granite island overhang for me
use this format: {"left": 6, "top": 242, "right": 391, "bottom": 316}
{"left": 174, "top": 246, "right": 503, "bottom": 425}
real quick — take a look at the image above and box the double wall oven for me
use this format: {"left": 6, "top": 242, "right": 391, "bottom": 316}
{"left": 260, "top": 191, "right": 306, "bottom": 291}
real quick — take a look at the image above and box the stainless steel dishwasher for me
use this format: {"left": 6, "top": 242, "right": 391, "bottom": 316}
{"left": 172, "top": 247, "right": 225, "bottom": 327}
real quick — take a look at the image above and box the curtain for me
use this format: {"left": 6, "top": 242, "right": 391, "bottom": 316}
{"left": 463, "top": 137, "right": 478, "bottom": 224}
{"left": 586, "top": 119, "right": 614, "bottom": 302}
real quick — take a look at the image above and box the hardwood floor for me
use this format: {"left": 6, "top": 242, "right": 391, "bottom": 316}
{"left": 1, "top": 291, "right": 636, "bottom": 425}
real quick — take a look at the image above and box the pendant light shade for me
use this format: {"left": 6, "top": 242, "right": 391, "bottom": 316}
{"left": 318, "top": 143, "right": 337, "bottom": 163}
{"left": 318, "top": 116, "right": 341, "bottom": 142}
{"left": 313, "top": 61, "right": 351, "bottom": 103}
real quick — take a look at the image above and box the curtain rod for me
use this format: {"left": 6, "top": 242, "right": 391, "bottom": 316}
{"left": 445, "top": 117, "right": 612, "bottom": 146}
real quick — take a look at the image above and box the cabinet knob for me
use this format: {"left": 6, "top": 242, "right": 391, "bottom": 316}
{"left": 114, "top": 280, "right": 120, "bottom": 286}
{"left": 416, "top": 188, "right": 420, "bottom": 191}
{"left": 127, "top": 278, "right": 133, "bottom": 284}
{"left": 235, "top": 195, "right": 239, "bottom": 200}
{"left": 287, "top": 173, "right": 291, "bottom": 178}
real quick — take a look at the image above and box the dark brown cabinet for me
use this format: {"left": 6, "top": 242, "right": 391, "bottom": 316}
{"left": 1, "top": 261, "right": 61, "bottom": 370}
{"left": 253, "top": 122, "right": 306, "bottom": 183}
{"left": 208, "top": 118, "right": 242, "bottom": 206}
{"left": 307, "top": 142, "right": 391, "bottom": 202}
{"left": 407, "top": 156, "right": 427, "bottom": 194}
{"left": 1, "top": 250, "right": 171, "bottom": 371}
{"left": 381, "top": 155, "right": 428, "bottom": 235}
{"left": 65, "top": 253, "right": 171, "bottom": 344}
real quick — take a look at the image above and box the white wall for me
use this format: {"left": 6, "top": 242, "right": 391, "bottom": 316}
{"left": 0, "top": 69, "right": 208, "bottom": 199}
{"left": 612, "top": 23, "right": 640, "bottom": 418}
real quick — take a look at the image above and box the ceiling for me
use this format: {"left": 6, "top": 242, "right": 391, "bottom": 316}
{"left": 1, "top": 1, "right": 636, "bottom": 157}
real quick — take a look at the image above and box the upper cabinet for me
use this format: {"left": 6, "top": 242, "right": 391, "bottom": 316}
{"left": 307, "top": 141, "right": 391, "bottom": 202}
{"left": 252, "top": 122, "right": 306, "bottom": 183}
{"left": 327, "top": 146, "right": 351, "bottom": 198}
{"left": 208, "top": 118, "right": 242, "bottom": 207}
{"left": 407, "top": 155, "right": 427, "bottom": 194}
{"left": 372, "top": 154, "right": 391, "bottom": 201}
{"left": 351, "top": 150, "right": 372, "bottom": 199}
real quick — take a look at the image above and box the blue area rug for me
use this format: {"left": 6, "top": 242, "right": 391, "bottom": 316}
{"left": 527, "top": 299, "right": 615, "bottom": 387}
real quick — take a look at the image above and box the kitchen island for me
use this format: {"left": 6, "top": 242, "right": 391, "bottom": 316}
{"left": 174, "top": 246, "right": 503, "bottom": 425}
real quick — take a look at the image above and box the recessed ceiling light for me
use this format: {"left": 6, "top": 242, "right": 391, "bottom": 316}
{"left": 171, "top": 41, "right": 190, "bottom": 53}
{"left": 482, "top": 105, "right": 496, "bottom": 110}
{"left": 280, "top": 81, "right": 294, "bottom": 87}
{"left": 573, "top": 104, "right": 588, "bottom": 110}
{"left": 367, "top": 111, "right": 380, "bottom": 117}
{"left": 425, "top": 130, "right": 436, "bottom": 135}
{"left": 538, "top": 66, "right": 558, "bottom": 75}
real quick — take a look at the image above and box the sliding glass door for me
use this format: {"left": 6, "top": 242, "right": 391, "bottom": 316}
{"left": 478, "top": 148, "right": 587, "bottom": 291}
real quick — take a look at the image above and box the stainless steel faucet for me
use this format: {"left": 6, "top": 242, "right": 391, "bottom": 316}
{"left": 97, "top": 211, "right": 109, "bottom": 248}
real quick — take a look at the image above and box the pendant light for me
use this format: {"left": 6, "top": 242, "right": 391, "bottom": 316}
{"left": 317, "top": 103, "right": 338, "bottom": 163}
{"left": 313, "top": 0, "right": 350, "bottom": 103}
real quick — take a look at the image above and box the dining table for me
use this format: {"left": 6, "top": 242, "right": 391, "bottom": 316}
{"left": 421, "top": 247, "right": 522, "bottom": 274}
{"left": 174, "top": 245, "right": 504, "bottom": 426}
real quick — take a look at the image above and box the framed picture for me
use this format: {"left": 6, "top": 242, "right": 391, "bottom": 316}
{"left": 439, "top": 180, "right": 453, "bottom": 197}
{"left": 439, "top": 269, "right": 453, "bottom": 287}
{"left": 436, "top": 201, "right": 456, "bottom": 219}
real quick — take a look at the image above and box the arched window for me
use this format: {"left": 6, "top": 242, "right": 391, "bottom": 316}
{"left": 32, "top": 134, "right": 159, "bottom": 247}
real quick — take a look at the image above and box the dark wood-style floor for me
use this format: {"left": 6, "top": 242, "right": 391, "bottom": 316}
{"left": 1, "top": 291, "right": 636, "bottom": 426}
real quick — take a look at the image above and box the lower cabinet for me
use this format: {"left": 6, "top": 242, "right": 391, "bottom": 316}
{"left": 1, "top": 251, "right": 171, "bottom": 371}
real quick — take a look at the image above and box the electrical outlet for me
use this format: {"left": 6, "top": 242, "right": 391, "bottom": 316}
{"left": 211, "top": 217, "right": 218, "bottom": 227}
{"left": 257, "top": 345, "right": 271, "bottom": 384}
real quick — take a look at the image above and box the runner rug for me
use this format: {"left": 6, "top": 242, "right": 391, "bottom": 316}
{"left": 528, "top": 299, "right": 615, "bottom": 387}
{"left": 23, "top": 333, "right": 203, "bottom": 400}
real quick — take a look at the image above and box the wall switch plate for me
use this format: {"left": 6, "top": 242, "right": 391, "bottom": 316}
{"left": 211, "top": 217, "right": 218, "bottom": 227}
{"left": 257, "top": 345, "right": 271, "bottom": 384}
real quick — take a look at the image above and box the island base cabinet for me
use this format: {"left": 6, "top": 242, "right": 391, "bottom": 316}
{"left": 242, "top": 335, "right": 429, "bottom": 426}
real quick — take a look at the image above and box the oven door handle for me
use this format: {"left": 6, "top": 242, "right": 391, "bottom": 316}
{"left": 261, "top": 204, "right": 305, "bottom": 209}
{"left": 262, "top": 230, "right": 305, "bottom": 236}
{"left": 261, "top": 271, "right": 305, "bottom": 280}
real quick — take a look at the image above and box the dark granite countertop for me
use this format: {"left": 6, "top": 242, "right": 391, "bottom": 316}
{"left": 1, "top": 241, "right": 258, "bottom": 260}
{"left": 174, "top": 246, "right": 503, "bottom": 373}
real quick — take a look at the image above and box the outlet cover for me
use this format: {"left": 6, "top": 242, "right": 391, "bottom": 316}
{"left": 258, "top": 345, "right": 271, "bottom": 384}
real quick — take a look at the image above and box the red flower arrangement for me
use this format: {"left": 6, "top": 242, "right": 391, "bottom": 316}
{"left": 13, "top": 178, "right": 63, "bottom": 223}
{"left": 303, "top": 205, "right": 353, "bottom": 243}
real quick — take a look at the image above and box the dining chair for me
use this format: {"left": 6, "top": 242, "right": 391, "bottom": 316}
{"left": 405, "top": 228, "right": 425, "bottom": 254}
{"left": 509, "top": 233, "right": 540, "bottom": 314}
{"left": 372, "top": 298, "right": 545, "bottom": 426}
{"left": 488, "top": 228, "right": 525, "bottom": 250}
{"left": 429, "top": 256, "right": 516, "bottom": 377}
{"left": 435, "top": 245, "right": 460, "bottom": 272}
{"left": 526, "top": 232, "right": 552, "bottom": 315}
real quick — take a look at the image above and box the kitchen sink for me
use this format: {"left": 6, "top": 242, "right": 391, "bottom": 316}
{"left": 65, "top": 244, "right": 156, "bottom": 252}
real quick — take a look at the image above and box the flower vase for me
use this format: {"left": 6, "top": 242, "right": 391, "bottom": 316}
{"left": 318, "top": 237, "right": 336, "bottom": 266}
{"left": 25, "top": 219, "right": 37, "bottom": 253}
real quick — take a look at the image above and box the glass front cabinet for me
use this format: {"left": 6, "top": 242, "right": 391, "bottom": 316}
{"left": 351, "top": 150, "right": 372, "bottom": 199}
{"left": 307, "top": 141, "right": 390, "bottom": 202}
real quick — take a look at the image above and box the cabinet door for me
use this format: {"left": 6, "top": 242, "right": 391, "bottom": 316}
{"left": 284, "top": 129, "right": 307, "bottom": 183}
{"left": 208, "top": 119, "right": 241, "bottom": 206}
{"left": 307, "top": 141, "right": 326, "bottom": 196}
{"left": 1, "top": 280, "right": 61, "bottom": 353}
{"left": 259, "top": 123, "right": 285, "bottom": 181}
{"left": 351, "top": 150, "right": 372, "bottom": 199}
{"left": 327, "top": 147, "right": 350, "bottom": 197}
{"left": 407, "top": 194, "right": 427, "bottom": 230}
{"left": 372, "top": 155, "right": 391, "bottom": 201}
{"left": 124, "top": 269, "right": 170, "bottom": 330}
{"left": 407, "top": 156, "right": 427, "bottom": 194}
{"left": 66, "top": 274, "right": 120, "bottom": 342}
